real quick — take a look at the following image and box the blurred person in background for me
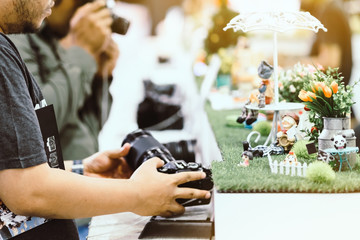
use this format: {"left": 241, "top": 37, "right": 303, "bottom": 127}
{"left": 278, "top": 0, "right": 359, "bottom": 148}
{"left": 301, "top": 0, "right": 352, "bottom": 86}
{"left": 301, "top": 0, "right": 358, "bottom": 145}
{"left": 9, "top": 0, "right": 118, "bottom": 161}
{"left": 279, "top": 0, "right": 352, "bottom": 86}
{"left": 142, "top": 0, "right": 183, "bottom": 35}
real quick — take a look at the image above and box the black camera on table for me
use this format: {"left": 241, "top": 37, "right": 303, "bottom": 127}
{"left": 85, "top": 0, "right": 130, "bottom": 35}
{"left": 121, "top": 129, "right": 213, "bottom": 207}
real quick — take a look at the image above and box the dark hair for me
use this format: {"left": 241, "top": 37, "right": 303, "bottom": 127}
{"left": 55, "top": 0, "right": 62, "bottom": 6}
{"left": 55, "top": 0, "right": 90, "bottom": 7}
{"left": 241, "top": 151, "right": 253, "bottom": 160}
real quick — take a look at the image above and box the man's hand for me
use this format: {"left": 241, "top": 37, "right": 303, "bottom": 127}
{"left": 61, "top": 0, "right": 112, "bottom": 57}
{"left": 83, "top": 143, "right": 132, "bottom": 179}
{"left": 129, "top": 158, "right": 211, "bottom": 217}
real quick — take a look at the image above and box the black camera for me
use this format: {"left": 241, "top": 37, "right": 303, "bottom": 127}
{"left": 137, "top": 80, "right": 184, "bottom": 130}
{"left": 85, "top": 0, "right": 130, "bottom": 35}
{"left": 121, "top": 129, "right": 213, "bottom": 207}
{"left": 163, "top": 139, "right": 197, "bottom": 163}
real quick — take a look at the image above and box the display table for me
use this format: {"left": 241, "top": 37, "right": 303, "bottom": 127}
{"left": 87, "top": 213, "right": 151, "bottom": 239}
{"left": 205, "top": 104, "right": 360, "bottom": 240}
{"left": 214, "top": 191, "right": 360, "bottom": 240}
{"left": 88, "top": 205, "right": 214, "bottom": 239}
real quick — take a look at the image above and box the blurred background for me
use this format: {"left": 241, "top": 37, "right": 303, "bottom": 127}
{"left": 99, "top": 0, "right": 360, "bottom": 153}
{"left": 76, "top": 0, "right": 360, "bottom": 238}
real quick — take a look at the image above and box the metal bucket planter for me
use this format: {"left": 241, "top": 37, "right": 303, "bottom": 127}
{"left": 318, "top": 117, "right": 356, "bottom": 169}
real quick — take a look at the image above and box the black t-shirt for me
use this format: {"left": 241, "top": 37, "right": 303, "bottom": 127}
{"left": 0, "top": 33, "right": 78, "bottom": 239}
{"left": 310, "top": 1, "right": 352, "bottom": 86}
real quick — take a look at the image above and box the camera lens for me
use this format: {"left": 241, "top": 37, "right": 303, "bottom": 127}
{"left": 111, "top": 15, "right": 130, "bottom": 35}
{"left": 106, "top": 0, "right": 130, "bottom": 35}
{"left": 121, "top": 129, "right": 175, "bottom": 171}
{"left": 163, "top": 140, "right": 197, "bottom": 163}
{"left": 85, "top": 0, "right": 130, "bottom": 35}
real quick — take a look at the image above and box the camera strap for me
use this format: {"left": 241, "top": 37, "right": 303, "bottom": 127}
{"left": 144, "top": 109, "right": 183, "bottom": 131}
{"left": 35, "top": 104, "right": 65, "bottom": 170}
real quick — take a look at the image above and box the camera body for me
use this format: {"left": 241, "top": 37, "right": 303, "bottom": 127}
{"left": 159, "top": 160, "right": 213, "bottom": 206}
{"left": 122, "top": 129, "right": 213, "bottom": 207}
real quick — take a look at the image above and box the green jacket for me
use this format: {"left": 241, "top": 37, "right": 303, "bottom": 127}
{"left": 9, "top": 28, "right": 112, "bottom": 160}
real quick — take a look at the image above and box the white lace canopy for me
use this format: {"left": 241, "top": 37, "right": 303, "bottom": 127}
{"left": 223, "top": 11, "right": 327, "bottom": 33}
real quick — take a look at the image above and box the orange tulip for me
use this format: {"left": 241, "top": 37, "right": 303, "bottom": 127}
{"left": 323, "top": 86, "right": 332, "bottom": 98}
{"left": 298, "top": 90, "right": 310, "bottom": 102}
{"left": 330, "top": 81, "right": 338, "bottom": 94}
{"left": 311, "top": 85, "right": 316, "bottom": 93}
{"left": 314, "top": 82, "right": 326, "bottom": 92}
{"left": 307, "top": 91, "right": 316, "bottom": 102}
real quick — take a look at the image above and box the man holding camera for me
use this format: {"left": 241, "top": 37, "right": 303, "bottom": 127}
{"left": 9, "top": 0, "right": 118, "bottom": 160}
{"left": 0, "top": 0, "right": 210, "bottom": 239}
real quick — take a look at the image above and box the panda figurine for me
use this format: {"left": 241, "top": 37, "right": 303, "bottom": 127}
{"left": 331, "top": 134, "right": 347, "bottom": 150}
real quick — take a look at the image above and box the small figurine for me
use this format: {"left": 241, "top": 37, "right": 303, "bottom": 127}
{"left": 237, "top": 99, "right": 259, "bottom": 125}
{"left": 257, "top": 60, "right": 274, "bottom": 108}
{"left": 284, "top": 151, "right": 298, "bottom": 165}
{"left": 331, "top": 134, "right": 347, "bottom": 150}
{"left": 237, "top": 61, "right": 274, "bottom": 125}
{"left": 276, "top": 113, "right": 299, "bottom": 152}
{"left": 257, "top": 80, "right": 268, "bottom": 108}
{"left": 238, "top": 151, "right": 253, "bottom": 167}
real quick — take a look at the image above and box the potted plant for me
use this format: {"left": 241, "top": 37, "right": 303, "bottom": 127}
{"left": 297, "top": 66, "right": 358, "bottom": 167}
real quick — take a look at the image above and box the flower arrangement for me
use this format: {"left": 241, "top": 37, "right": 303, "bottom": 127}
{"left": 297, "top": 66, "right": 357, "bottom": 141}
{"left": 279, "top": 63, "right": 316, "bottom": 103}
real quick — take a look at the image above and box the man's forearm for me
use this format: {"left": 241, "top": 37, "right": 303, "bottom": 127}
{"left": 0, "top": 163, "right": 138, "bottom": 219}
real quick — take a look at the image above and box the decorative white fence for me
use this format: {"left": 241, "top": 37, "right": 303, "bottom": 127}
{"left": 268, "top": 155, "right": 308, "bottom": 177}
